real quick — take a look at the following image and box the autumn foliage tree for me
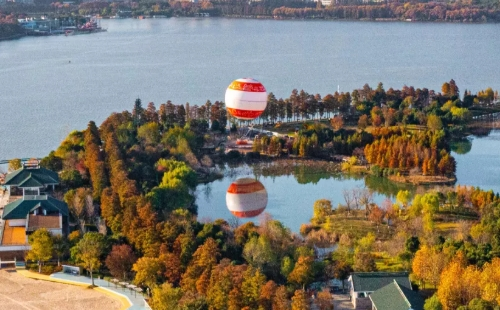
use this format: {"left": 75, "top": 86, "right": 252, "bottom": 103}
{"left": 412, "top": 245, "right": 447, "bottom": 288}
{"left": 315, "top": 288, "right": 334, "bottom": 310}
{"left": 181, "top": 237, "right": 220, "bottom": 294}
{"left": 288, "top": 255, "right": 315, "bottom": 290}
{"left": 83, "top": 121, "right": 108, "bottom": 201}
{"left": 133, "top": 256, "right": 164, "bottom": 293}
{"left": 330, "top": 115, "right": 344, "bottom": 131}
{"left": 105, "top": 244, "right": 137, "bottom": 280}
{"left": 363, "top": 127, "right": 454, "bottom": 176}
{"left": 291, "top": 289, "right": 310, "bottom": 310}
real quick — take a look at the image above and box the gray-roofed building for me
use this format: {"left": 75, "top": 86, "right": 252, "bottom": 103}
{"left": 348, "top": 272, "right": 412, "bottom": 309}
{"left": 3, "top": 195, "right": 68, "bottom": 220}
{"left": 369, "top": 280, "right": 424, "bottom": 310}
{"left": 4, "top": 165, "right": 59, "bottom": 197}
{"left": 0, "top": 164, "right": 68, "bottom": 245}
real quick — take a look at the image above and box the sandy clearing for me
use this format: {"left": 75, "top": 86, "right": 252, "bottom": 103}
{"left": 0, "top": 270, "right": 121, "bottom": 310}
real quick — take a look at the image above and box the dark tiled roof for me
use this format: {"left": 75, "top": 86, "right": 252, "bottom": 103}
{"left": 28, "top": 214, "right": 61, "bottom": 230}
{"left": 351, "top": 272, "right": 411, "bottom": 292}
{"left": 4, "top": 167, "right": 59, "bottom": 187}
{"left": 2, "top": 196, "right": 68, "bottom": 220}
{"left": 17, "top": 174, "right": 45, "bottom": 188}
{"left": 369, "top": 281, "right": 424, "bottom": 310}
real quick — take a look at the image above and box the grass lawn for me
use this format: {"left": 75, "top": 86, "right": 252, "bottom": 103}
{"left": 326, "top": 212, "right": 394, "bottom": 240}
{"left": 435, "top": 222, "right": 459, "bottom": 235}
{"left": 373, "top": 252, "right": 406, "bottom": 272}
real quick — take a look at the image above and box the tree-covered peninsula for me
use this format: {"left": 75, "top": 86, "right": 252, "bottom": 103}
{"left": 4, "top": 80, "right": 499, "bottom": 309}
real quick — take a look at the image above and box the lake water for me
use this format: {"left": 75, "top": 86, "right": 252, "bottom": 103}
{"left": 195, "top": 165, "right": 393, "bottom": 233}
{"left": 1, "top": 18, "right": 500, "bottom": 160}
{"left": 453, "top": 129, "right": 500, "bottom": 194}
{"left": 196, "top": 129, "right": 500, "bottom": 232}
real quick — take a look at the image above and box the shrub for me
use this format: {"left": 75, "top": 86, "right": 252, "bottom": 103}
{"left": 40, "top": 265, "right": 56, "bottom": 275}
{"left": 245, "top": 152, "right": 261, "bottom": 160}
{"left": 225, "top": 150, "right": 242, "bottom": 161}
{"left": 60, "top": 169, "right": 84, "bottom": 188}
{"left": 371, "top": 165, "right": 382, "bottom": 177}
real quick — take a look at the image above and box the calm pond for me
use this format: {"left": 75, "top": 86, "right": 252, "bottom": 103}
{"left": 196, "top": 129, "right": 500, "bottom": 232}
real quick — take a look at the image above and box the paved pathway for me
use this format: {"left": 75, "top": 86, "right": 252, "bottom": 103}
{"left": 332, "top": 292, "right": 354, "bottom": 310}
{"left": 51, "top": 272, "right": 150, "bottom": 310}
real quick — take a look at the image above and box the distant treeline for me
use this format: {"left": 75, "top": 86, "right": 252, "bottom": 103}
{"left": 272, "top": 2, "right": 500, "bottom": 22}
{"left": 3, "top": 0, "right": 500, "bottom": 22}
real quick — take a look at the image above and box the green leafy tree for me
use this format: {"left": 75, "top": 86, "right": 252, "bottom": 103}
{"left": 396, "top": 190, "right": 410, "bottom": 209}
{"left": 312, "top": 199, "right": 333, "bottom": 224}
{"left": 241, "top": 266, "right": 266, "bottom": 309}
{"left": 26, "top": 229, "right": 53, "bottom": 273}
{"left": 40, "top": 151, "right": 63, "bottom": 172}
{"left": 424, "top": 294, "right": 442, "bottom": 310}
{"left": 71, "top": 232, "right": 106, "bottom": 286}
{"left": 466, "top": 298, "right": 494, "bottom": 310}
{"left": 243, "top": 235, "right": 277, "bottom": 271}
{"left": 281, "top": 256, "right": 295, "bottom": 278}
{"left": 427, "top": 115, "right": 443, "bottom": 131}
{"left": 52, "top": 234, "right": 68, "bottom": 266}
{"left": 421, "top": 192, "right": 440, "bottom": 215}
{"left": 405, "top": 236, "right": 420, "bottom": 255}
{"left": 357, "top": 232, "right": 376, "bottom": 253}
{"left": 133, "top": 98, "right": 144, "bottom": 127}
{"left": 147, "top": 159, "right": 196, "bottom": 214}
{"left": 137, "top": 122, "right": 161, "bottom": 145}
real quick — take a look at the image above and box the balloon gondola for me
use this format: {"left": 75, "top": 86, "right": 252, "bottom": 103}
{"left": 226, "top": 178, "right": 268, "bottom": 218}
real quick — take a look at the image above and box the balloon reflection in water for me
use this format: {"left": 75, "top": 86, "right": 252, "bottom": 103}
{"left": 226, "top": 178, "right": 268, "bottom": 218}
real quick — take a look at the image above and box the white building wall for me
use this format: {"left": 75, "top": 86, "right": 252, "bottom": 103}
{"left": 8, "top": 219, "right": 26, "bottom": 227}
{"left": 49, "top": 228, "right": 63, "bottom": 236}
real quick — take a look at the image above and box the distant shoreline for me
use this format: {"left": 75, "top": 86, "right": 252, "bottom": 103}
{"left": 1, "top": 15, "right": 497, "bottom": 44}
{"left": 0, "top": 33, "right": 25, "bottom": 41}
{"left": 104, "top": 15, "right": 500, "bottom": 24}
{"left": 223, "top": 15, "right": 498, "bottom": 24}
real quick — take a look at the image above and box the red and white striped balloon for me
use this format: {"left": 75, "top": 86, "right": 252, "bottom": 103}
{"left": 225, "top": 78, "right": 267, "bottom": 120}
{"left": 226, "top": 178, "right": 268, "bottom": 218}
